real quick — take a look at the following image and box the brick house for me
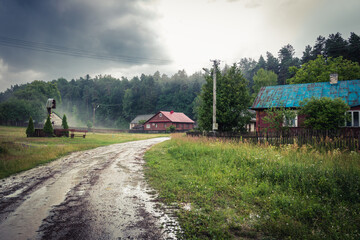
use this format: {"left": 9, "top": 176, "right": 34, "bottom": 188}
{"left": 143, "top": 111, "right": 194, "bottom": 131}
{"left": 251, "top": 79, "right": 360, "bottom": 132}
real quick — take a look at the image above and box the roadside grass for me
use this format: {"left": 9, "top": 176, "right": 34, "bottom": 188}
{"left": 145, "top": 133, "right": 360, "bottom": 239}
{"left": 0, "top": 126, "right": 167, "bottom": 179}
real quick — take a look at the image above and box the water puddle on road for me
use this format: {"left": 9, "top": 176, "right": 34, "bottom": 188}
{"left": 0, "top": 168, "right": 80, "bottom": 240}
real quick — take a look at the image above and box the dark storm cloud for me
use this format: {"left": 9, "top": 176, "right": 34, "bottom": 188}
{"left": 0, "top": 0, "right": 169, "bottom": 90}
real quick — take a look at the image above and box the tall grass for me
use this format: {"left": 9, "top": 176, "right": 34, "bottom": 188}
{"left": 145, "top": 134, "right": 360, "bottom": 239}
{"left": 0, "top": 126, "right": 167, "bottom": 179}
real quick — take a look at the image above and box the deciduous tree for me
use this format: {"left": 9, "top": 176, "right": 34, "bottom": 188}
{"left": 288, "top": 55, "right": 360, "bottom": 84}
{"left": 198, "top": 64, "right": 252, "bottom": 132}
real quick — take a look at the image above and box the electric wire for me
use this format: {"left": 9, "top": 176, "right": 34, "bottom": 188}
{"left": 0, "top": 35, "right": 171, "bottom": 65}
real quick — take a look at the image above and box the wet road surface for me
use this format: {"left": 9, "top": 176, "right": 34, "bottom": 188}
{"left": 0, "top": 137, "right": 180, "bottom": 239}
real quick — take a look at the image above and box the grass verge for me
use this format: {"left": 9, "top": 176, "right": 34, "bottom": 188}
{"left": 144, "top": 134, "right": 360, "bottom": 239}
{"left": 0, "top": 126, "right": 167, "bottom": 179}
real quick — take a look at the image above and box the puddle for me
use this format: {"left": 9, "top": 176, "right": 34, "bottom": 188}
{"left": 0, "top": 168, "right": 80, "bottom": 240}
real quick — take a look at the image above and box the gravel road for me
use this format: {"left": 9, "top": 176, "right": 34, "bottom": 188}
{"left": 0, "top": 137, "right": 180, "bottom": 239}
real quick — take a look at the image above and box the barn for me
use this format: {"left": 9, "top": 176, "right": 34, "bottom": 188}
{"left": 251, "top": 78, "right": 360, "bottom": 132}
{"left": 143, "top": 111, "right": 194, "bottom": 131}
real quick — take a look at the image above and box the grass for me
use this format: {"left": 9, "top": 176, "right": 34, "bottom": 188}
{"left": 144, "top": 134, "right": 360, "bottom": 239}
{"left": 0, "top": 126, "right": 167, "bottom": 179}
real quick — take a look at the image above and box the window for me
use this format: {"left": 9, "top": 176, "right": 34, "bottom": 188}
{"left": 159, "top": 113, "right": 162, "bottom": 117}
{"left": 283, "top": 113, "right": 298, "bottom": 127}
{"left": 346, "top": 111, "right": 360, "bottom": 127}
{"left": 146, "top": 124, "right": 150, "bottom": 129}
{"left": 164, "top": 124, "right": 167, "bottom": 128}
{"left": 155, "top": 124, "right": 158, "bottom": 128}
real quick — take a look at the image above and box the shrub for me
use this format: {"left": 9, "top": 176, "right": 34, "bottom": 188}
{"left": 166, "top": 125, "right": 176, "bottom": 133}
{"left": 26, "top": 116, "right": 35, "bottom": 137}
{"left": 62, "top": 114, "right": 69, "bottom": 137}
{"left": 299, "top": 97, "right": 350, "bottom": 130}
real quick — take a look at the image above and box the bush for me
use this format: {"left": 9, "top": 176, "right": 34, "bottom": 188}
{"left": 299, "top": 97, "right": 350, "bottom": 130}
{"left": 166, "top": 125, "right": 176, "bottom": 133}
{"left": 87, "top": 121, "right": 93, "bottom": 131}
{"left": 26, "top": 116, "right": 35, "bottom": 137}
{"left": 62, "top": 114, "right": 69, "bottom": 137}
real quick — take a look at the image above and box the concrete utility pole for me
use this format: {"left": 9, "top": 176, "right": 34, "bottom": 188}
{"left": 210, "top": 59, "right": 220, "bottom": 131}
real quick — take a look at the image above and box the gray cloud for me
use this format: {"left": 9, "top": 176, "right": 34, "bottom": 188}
{"left": 0, "top": 0, "right": 169, "bottom": 90}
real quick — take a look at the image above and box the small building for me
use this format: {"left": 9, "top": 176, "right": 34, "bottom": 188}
{"left": 251, "top": 79, "right": 360, "bottom": 132}
{"left": 130, "top": 114, "right": 154, "bottom": 129}
{"left": 144, "top": 111, "right": 195, "bottom": 131}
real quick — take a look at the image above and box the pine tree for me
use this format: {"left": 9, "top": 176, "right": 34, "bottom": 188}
{"left": 62, "top": 114, "right": 69, "bottom": 137}
{"left": 43, "top": 115, "right": 54, "bottom": 136}
{"left": 26, "top": 116, "right": 35, "bottom": 137}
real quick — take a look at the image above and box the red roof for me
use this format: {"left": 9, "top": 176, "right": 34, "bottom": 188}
{"left": 149, "top": 111, "right": 194, "bottom": 123}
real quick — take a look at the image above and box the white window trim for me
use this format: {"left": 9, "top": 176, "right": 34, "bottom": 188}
{"left": 345, "top": 110, "right": 360, "bottom": 127}
{"left": 146, "top": 124, "right": 150, "bottom": 129}
{"left": 283, "top": 112, "right": 298, "bottom": 127}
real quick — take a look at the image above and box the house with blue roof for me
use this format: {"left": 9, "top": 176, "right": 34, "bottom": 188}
{"left": 251, "top": 78, "right": 360, "bottom": 132}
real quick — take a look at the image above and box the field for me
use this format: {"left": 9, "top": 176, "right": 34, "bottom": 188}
{"left": 145, "top": 134, "right": 360, "bottom": 239}
{"left": 0, "top": 126, "right": 166, "bottom": 179}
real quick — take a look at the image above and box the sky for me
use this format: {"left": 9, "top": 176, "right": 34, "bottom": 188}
{"left": 0, "top": 0, "right": 359, "bottom": 92}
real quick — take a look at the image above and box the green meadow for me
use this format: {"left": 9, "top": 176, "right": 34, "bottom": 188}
{"left": 145, "top": 134, "right": 360, "bottom": 239}
{"left": 0, "top": 126, "right": 166, "bottom": 179}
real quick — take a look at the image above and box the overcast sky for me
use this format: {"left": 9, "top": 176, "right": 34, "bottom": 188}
{"left": 0, "top": 0, "right": 359, "bottom": 92}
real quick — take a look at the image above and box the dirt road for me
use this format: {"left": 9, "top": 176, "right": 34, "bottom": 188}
{"left": 0, "top": 137, "right": 180, "bottom": 239}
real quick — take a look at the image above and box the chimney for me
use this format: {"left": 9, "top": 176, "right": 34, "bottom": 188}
{"left": 330, "top": 73, "right": 338, "bottom": 84}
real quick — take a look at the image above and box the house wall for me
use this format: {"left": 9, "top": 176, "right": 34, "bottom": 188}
{"left": 256, "top": 106, "right": 360, "bottom": 132}
{"left": 145, "top": 122, "right": 194, "bottom": 131}
{"left": 256, "top": 110, "right": 306, "bottom": 132}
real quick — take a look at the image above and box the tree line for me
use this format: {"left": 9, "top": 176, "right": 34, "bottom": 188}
{"left": 1, "top": 32, "right": 359, "bottom": 130}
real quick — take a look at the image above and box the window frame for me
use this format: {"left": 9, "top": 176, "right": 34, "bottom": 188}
{"left": 345, "top": 110, "right": 360, "bottom": 127}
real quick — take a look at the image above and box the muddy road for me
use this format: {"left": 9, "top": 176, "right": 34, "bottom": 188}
{"left": 0, "top": 137, "right": 180, "bottom": 239}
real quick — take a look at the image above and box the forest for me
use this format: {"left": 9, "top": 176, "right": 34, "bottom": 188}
{"left": 1, "top": 32, "right": 360, "bottom": 129}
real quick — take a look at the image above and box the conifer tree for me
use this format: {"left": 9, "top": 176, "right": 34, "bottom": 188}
{"left": 26, "top": 116, "right": 35, "bottom": 137}
{"left": 62, "top": 114, "right": 69, "bottom": 137}
{"left": 43, "top": 115, "right": 54, "bottom": 136}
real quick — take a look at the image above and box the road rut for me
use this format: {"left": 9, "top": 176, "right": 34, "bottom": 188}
{"left": 0, "top": 137, "right": 179, "bottom": 239}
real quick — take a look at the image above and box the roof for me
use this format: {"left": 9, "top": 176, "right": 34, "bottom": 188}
{"left": 148, "top": 111, "right": 194, "bottom": 123}
{"left": 130, "top": 114, "right": 154, "bottom": 124}
{"left": 251, "top": 79, "right": 360, "bottom": 109}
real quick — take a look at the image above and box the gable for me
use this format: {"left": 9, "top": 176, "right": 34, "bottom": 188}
{"left": 252, "top": 80, "right": 360, "bottom": 109}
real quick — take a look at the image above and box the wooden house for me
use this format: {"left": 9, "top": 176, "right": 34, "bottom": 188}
{"left": 130, "top": 114, "right": 154, "bottom": 129}
{"left": 143, "top": 111, "right": 194, "bottom": 131}
{"left": 251, "top": 79, "right": 360, "bottom": 132}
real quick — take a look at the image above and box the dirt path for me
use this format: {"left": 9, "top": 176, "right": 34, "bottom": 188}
{"left": 0, "top": 137, "right": 180, "bottom": 239}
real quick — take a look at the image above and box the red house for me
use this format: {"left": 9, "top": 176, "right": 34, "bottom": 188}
{"left": 143, "top": 111, "right": 195, "bottom": 131}
{"left": 251, "top": 79, "right": 360, "bottom": 132}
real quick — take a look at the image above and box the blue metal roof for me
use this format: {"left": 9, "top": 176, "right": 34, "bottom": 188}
{"left": 251, "top": 80, "right": 360, "bottom": 109}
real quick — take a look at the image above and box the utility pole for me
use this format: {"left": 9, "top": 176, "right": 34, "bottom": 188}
{"left": 210, "top": 59, "right": 220, "bottom": 132}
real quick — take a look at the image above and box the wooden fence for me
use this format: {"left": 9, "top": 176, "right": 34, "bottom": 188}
{"left": 186, "top": 128, "right": 360, "bottom": 151}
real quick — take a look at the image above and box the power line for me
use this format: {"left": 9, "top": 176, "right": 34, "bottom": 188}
{"left": 0, "top": 35, "right": 171, "bottom": 65}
